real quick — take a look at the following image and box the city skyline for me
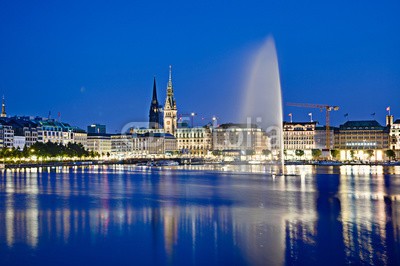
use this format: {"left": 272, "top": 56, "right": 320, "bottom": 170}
{"left": 0, "top": 1, "right": 399, "bottom": 132}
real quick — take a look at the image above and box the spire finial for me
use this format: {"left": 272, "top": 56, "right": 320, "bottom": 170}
{"left": 1, "top": 95, "right": 6, "bottom": 118}
{"left": 152, "top": 77, "right": 158, "bottom": 102}
{"left": 167, "top": 65, "right": 173, "bottom": 93}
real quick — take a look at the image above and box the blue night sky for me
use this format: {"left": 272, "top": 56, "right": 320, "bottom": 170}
{"left": 0, "top": 0, "right": 399, "bottom": 132}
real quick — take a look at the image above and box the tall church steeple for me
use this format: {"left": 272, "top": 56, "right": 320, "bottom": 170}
{"left": 1, "top": 96, "right": 6, "bottom": 118}
{"left": 165, "top": 65, "right": 176, "bottom": 109}
{"left": 149, "top": 77, "right": 160, "bottom": 129}
{"left": 163, "top": 65, "right": 177, "bottom": 135}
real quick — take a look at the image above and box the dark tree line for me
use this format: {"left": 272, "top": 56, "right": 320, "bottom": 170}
{"left": 0, "top": 142, "right": 99, "bottom": 159}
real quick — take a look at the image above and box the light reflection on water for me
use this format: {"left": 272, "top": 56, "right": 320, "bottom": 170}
{"left": 0, "top": 165, "right": 399, "bottom": 265}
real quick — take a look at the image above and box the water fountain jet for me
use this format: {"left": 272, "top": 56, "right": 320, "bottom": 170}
{"left": 241, "top": 36, "right": 284, "bottom": 174}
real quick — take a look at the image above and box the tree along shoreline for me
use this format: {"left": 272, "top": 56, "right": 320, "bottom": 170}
{"left": 0, "top": 142, "right": 100, "bottom": 163}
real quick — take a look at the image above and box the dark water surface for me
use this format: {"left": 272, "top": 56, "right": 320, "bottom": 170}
{"left": 0, "top": 165, "right": 399, "bottom": 265}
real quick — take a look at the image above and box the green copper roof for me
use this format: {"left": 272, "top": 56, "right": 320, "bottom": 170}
{"left": 339, "top": 120, "right": 387, "bottom": 130}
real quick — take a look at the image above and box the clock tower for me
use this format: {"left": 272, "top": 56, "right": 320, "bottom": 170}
{"left": 163, "top": 65, "right": 177, "bottom": 135}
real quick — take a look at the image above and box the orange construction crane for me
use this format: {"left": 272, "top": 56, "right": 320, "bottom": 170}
{"left": 286, "top": 103, "right": 339, "bottom": 150}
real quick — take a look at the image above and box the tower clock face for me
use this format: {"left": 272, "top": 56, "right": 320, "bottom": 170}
{"left": 167, "top": 121, "right": 170, "bottom": 125}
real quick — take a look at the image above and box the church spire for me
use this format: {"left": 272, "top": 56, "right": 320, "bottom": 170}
{"left": 1, "top": 96, "right": 6, "bottom": 118}
{"left": 152, "top": 76, "right": 158, "bottom": 103}
{"left": 167, "top": 65, "right": 173, "bottom": 96}
{"left": 149, "top": 77, "right": 160, "bottom": 129}
{"left": 169, "top": 65, "right": 172, "bottom": 83}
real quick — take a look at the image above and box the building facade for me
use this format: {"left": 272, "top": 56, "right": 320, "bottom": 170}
{"left": 389, "top": 118, "right": 400, "bottom": 157}
{"left": 37, "top": 120, "right": 87, "bottom": 147}
{"left": 132, "top": 133, "right": 177, "bottom": 155}
{"left": 176, "top": 126, "right": 213, "bottom": 156}
{"left": 2, "top": 118, "right": 38, "bottom": 148}
{"left": 283, "top": 122, "right": 317, "bottom": 160}
{"left": 334, "top": 120, "right": 390, "bottom": 161}
{"left": 111, "top": 134, "right": 133, "bottom": 155}
{"left": 0, "top": 125, "right": 13, "bottom": 148}
{"left": 72, "top": 129, "right": 88, "bottom": 148}
{"left": 87, "top": 134, "right": 112, "bottom": 155}
{"left": 13, "top": 136, "right": 26, "bottom": 150}
{"left": 212, "top": 123, "right": 269, "bottom": 155}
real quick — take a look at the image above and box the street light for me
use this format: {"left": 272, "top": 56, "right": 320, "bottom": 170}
{"left": 191, "top": 112, "right": 197, "bottom": 128}
{"left": 212, "top": 116, "right": 218, "bottom": 128}
{"left": 308, "top": 112, "right": 313, "bottom": 122}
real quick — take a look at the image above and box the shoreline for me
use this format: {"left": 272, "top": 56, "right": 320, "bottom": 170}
{"left": 1, "top": 159, "right": 400, "bottom": 169}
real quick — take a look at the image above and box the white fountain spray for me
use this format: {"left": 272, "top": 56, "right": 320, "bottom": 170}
{"left": 241, "top": 36, "right": 284, "bottom": 173}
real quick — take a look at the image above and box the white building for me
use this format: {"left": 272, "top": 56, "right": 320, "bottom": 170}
{"left": 0, "top": 124, "right": 14, "bottom": 148}
{"left": 37, "top": 120, "right": 87, "bottom": 147}
{"left": 72, "top": 129, "right": 88, "bottom": 148}
{"left": 4, "top": 118, "right": 38, "bottom": 148}
{"left": 212, "top": 123, "right": 269, "bottom": 155}
{"left": 176, "top": 126, "right": 213, "bottom": 156}
{"left": 87, "top": 134, "right": 112, "bottom": 155}
{"left": 283, "top": 122, "right": 317, "bottom": 160}
{"left": 132, "top": 133, "right": 177, "bottom": 155}
{"left": 13, "top": 136, "right": 26, "bottom": 150}
{"left": 111, "top": 134, "right": 133, "bottom": 155}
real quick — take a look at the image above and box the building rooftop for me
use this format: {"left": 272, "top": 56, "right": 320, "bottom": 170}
{"left": 283, "top": 121, "right": 317, "bottom": 125}
{"left": 141, "top": 132, "right": 176, "bottom": 139}
{"left": 339, "top": 120, "right": 388, "bottom": 131}
{"left": 218, "top": 123, "right": 259, "bottom": 129}
{"left": 0, "top": 116, "right": 86, "bottom": 133}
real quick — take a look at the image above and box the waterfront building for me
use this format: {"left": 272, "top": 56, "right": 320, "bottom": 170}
{"left": 389, "top": 117, "right": 400, "bottom": 157}
{"left": 334, "top": 120, "right": 390, "bottom": 161}
{"left": 132, "top": 132, "right": 177, "bottom": 155}
{"left": 314, "top": 126, "right": 335, "bottom": 150}
{"left": 0, "top": 116, "right": 86, "bottom": 149}
{"left": 72, "top": 128, "right": 88, "bottom": 148}
{"left": 163, "top": 66, "right": 178, "bottom": 136}
{"left": 149, "top": 78, "right": 162, "bottom": 129}
{"left": 13, "top": 136, "right": 26, "bottom": 150}
{"left": 283, "top": 122, "right": 317, "bottom": 160}
{"left": 130, "top": 127, "right": 164, "bottom": 135}
{"left": 110, "top": 132, "right": 177, "bottom": 156}
{"left": 212, "top": 123, "right": 269, "bottom": 155}
{"left": 3, "top": 117, "right": 38, "bottom": 148}
{"left": 36, "top": 119, "right": 87, "bottom": 147}
{"left": 111, "top": 134, "right": 133, "bottom": 155}
{"left": 176, "top": 126, "right": 213, "bottom": 156}
{"left": 0, "top": 124, "right": 13, "bottom": 148}
{"left": 0, "top": 131, "right": 3, "bottom": 147}
{"left": 87, "top": 133, "right": 112, "bottom": 155}
{"left": 36, "top": 120, "right": 67, "bottom": 144}
{"left": 87, "top": 124, "right": 106, "bottom": 134}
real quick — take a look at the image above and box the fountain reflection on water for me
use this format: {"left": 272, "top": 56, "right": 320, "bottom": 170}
{"left": 241, "top": 36, "right": 284, "bottom": 173}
